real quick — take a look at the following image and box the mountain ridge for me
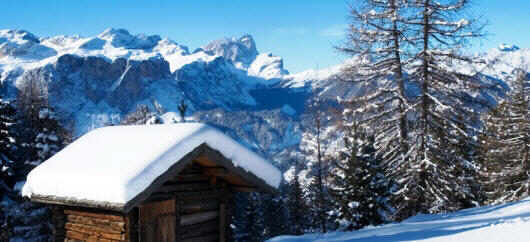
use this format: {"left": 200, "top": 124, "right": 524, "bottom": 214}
{"left": 0, "top": 28, "right": 528, "bottom": 167}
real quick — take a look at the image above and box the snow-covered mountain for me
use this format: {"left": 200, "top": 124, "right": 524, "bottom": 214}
{"left": 0, "top": 28, "right": 528, "bottom": 167}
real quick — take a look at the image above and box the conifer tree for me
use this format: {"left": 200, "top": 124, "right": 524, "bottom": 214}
{"left": 3, "top": 82, "right": 68, "bottom": 242}
{"left": 329, "top": 121, "right": 393, "bottom": 230}
{"left": 234, "top": 193, "right": 265, "bottom": 242}
{"left": 338, "top": 0, "right": 485, "bottom": 219}
{"left": 301, "top": 98, "right": 331, "bottom": 232}
{"left": 178, "top": 100, "right": 188, "bottom": 122}
{"left": 121, "top": 104, "right": 162, "bottom": 125}
{"left": 262, "top": 190, "right": 290, "bottom": 239}
{"left": 0, "top": 98, "right": 17, "bottom": 189}
{"left": 480, "top": 70, "right": 530, "bottom": 204}
{"left": 286, "top": 158, "right": 310, "bottom": 235}
{"left": 337, "top": 0, "right": 411, "bottom": 172}
{"left": 392, "top": 0, "right": 485, "bottom": 217}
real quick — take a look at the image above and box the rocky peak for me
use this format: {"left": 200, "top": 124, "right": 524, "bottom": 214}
{"left": 98, "top": 28, "right": 162, "bottom": 49}
{"left": 0, "top": 29, "right": 40, "bottom": 44}
{"left": 202, "top": 34, "right": 258, "bottom": 68}
{"left": 0, "top": 29, "right": 56, "bottom": 58}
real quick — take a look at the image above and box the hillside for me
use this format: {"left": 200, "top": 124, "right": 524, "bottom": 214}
{"left": 269, "top": 198, "right": 530, "bottom": 242}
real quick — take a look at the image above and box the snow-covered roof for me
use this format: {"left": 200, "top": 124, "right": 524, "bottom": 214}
{"left": 22, "top": 123, "right": 281, "bottom": 211}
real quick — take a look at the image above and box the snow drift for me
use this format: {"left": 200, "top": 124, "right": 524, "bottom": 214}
{"left": 269, "top": 198, "right": 530, "bottom": 242}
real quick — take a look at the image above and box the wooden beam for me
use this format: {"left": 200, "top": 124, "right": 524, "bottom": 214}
{"left": 180, "top": 211, "right": 219, "bottom": 226}
{"left": 203, "top": 167, "right": 228, "bottom": 176}
{"left": 181, "top": 200, "right": 219, "bottom": 214}
{"left": 64, "top": 209, "right": 125, "bottom": 222}
{"left": 158, "top": 182, "right": 213, "bottom": 193}
{"left": 123, "top": 145, "right": 208, "bottom": 212}
{"left": 65, "top": 223, "right": 125, "bottom": 240}
{"left": 180, "top": 219, "right": 218, "bottom": 239}
{"left": 173, "top": 174, "right": 210, "bottom": 183}
{"left": 180, "top": 233, "right": 219, "bottom": 242}
{"left": 219, "top": 203, "right": 226, "bottom": 242}
{"left": 175, "top": 199, "right": 181, "bottom": 242}
{"left": 231, "top": 186, "right": 258, "bottom": 193}
{"left": 66, "top": 215, "right": 125, "bottom": 231}
{"left": 200, "top": 146, "right": 279, "bottom": 194}
{"left": 126, "top": 207, "right": 139, "bottom": 242}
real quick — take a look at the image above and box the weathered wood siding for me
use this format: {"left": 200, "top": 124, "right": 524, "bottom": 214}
{"left": 135, "top": 163, "right": 234, "bottom": 242}
{"left": 60, "top": 208, "right": 128, "bottom": 242}
{"left": 54, "top": 162, "right": 238, "bottom": 242}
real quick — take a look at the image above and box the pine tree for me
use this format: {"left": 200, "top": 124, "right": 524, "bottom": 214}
{"left": 480, "top": 70, "right": 530, "bottom": 204}
{"left": 234, "top": 193, "right": 265, "bottom": 242}
{"left": 286, "top": 158, "right": 310, "bottom": 235}
{"left": 0, "top": 98, "right": 17, "bottom": 189}
{"left": 2, "top": 83, "right": 68, "bottom": 242}
{"left": 262, "top": 190, "right": 289, "bottom": 239}
{"left": 329, "top": 122, "right": 392, "bottom": 230}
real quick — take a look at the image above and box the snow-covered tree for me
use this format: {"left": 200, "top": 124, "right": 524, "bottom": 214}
{"left": 285, "top": 158, "right": 311, "bottom": 235}
{"left": 480, "top": 70, "right": 530, "bottom": 204}
{"left": 262, "top": 190, "right": 290, "bottom": 238}
{"left": 1, "top": 84, "right": 68, "bottom": 242}
{"left": 233, "top": 193, "right": 265, "bottom": 242}
{"left": 391, "top": 0, "right": 485, "bottom": 218}
{"left": 329, "top": 121, "right": 393, "bottom": 230}
{"left": 337, "top": 0, "right": 411, "bottom": 172}
{"left": 0, "top": 99, "right": 17, "bottom": 189}
{"left": 121, "top": 104, "right": 163, "bottom": 125}
{"left": 300, "top": 98, "right": 332, "bottom": 232}
{"left": 338, "top": 0, "right": 486, "bottom": 219}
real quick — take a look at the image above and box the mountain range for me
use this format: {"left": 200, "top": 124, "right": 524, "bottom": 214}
{"left": 0, "top": 28, "right": 528, "bottom": 170}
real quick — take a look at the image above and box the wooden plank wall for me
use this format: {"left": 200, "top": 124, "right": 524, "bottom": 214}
{"left": 139, "top": 163, "right": 234, "bottom": 242}
{"left": 55, "top": 162, "right": 236, "bottom": 242}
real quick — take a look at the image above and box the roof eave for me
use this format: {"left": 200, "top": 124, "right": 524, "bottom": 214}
{"left": 30, "top": 194, "right": 127, "bottom": 213}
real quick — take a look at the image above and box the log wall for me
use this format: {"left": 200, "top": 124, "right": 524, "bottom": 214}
{"left": 136, "top": 163, "right": 234, "bottom": 242}
{"left": 58, "top": 208, "right": 128, "bottom": 242}
{"left": 54, "top": 163, "right": 236, "bottom": 242}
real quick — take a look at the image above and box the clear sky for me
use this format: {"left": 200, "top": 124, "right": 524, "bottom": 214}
{"left": 1, "top": 0, "right": 529, "bottom": 73}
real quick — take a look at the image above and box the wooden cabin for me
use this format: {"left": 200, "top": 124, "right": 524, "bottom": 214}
{"left": 22, "top": 124, "right": 281, "bottom": 242}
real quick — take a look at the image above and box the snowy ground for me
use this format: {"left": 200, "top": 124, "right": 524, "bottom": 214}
{"left": 269, "top": 198, "right": 530, "bottom": 242}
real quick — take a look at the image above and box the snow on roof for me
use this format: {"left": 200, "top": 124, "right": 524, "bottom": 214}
{"left": 22, "top": 123, "right": 281, "bottom": 207}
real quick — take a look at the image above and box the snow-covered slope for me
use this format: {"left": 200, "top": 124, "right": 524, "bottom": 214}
{"left": 269, "top": 198, "right": 530, "bottom": 242}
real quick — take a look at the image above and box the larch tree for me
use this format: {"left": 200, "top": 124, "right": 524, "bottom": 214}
{"left": 479, "top": 69, "right": 530, "bottom": 204}
{"left": 337, "top": 0, "right": 412, "bottom": 173}
{"left": 301, "top": 98, "right": 331, "bottom": 232}
{"left": 338, "top": 0, "right": 486, "bottom": 219}
{"left": 394, "top": 0, "right": 485, "bottom": 218}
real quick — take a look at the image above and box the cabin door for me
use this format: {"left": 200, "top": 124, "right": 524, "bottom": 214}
{"left": 139, "top": 199, "right": 176, "bottom": 242}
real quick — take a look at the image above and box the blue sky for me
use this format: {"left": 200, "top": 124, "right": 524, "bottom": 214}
{"left": 1, "top": 0, "right": 529, "bottom": 73}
